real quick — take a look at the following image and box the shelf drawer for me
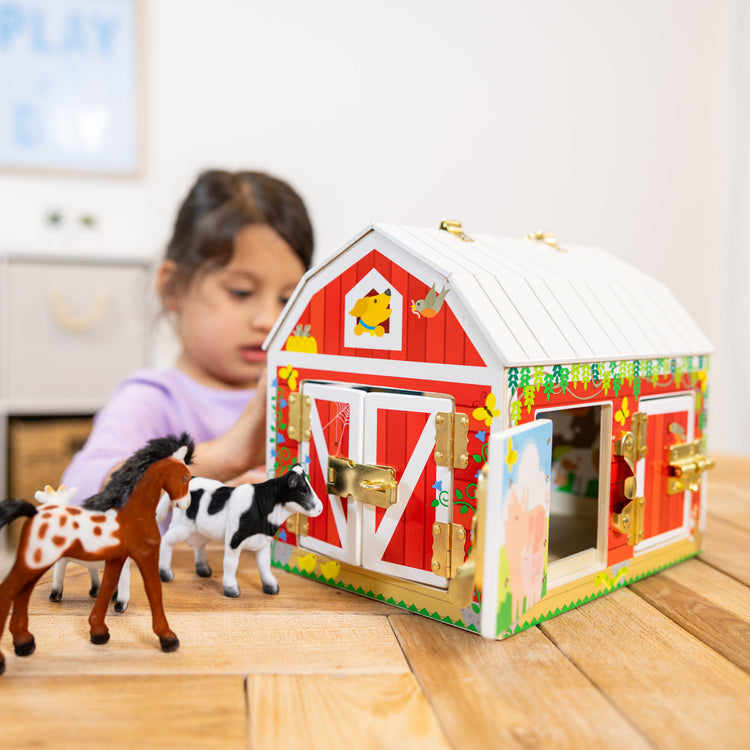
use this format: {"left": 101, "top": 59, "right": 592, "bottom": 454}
{"left": 6, "top": 261, "right": 149, "bottom": 404}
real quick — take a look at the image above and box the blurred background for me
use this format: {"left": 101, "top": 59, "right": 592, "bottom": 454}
{"left": 0, "top": 0, "right": 746, "bottom": 456}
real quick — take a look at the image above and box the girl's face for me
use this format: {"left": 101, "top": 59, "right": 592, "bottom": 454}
{"left": 167, "top": 224, "right": 306, "bottom": 390}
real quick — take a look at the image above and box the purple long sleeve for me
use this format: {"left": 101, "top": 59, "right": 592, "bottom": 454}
{"left": 61, "top": 369, "right": 255, "bottom": 505}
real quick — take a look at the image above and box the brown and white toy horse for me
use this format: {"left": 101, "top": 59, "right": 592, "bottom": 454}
{"left": 0, "top": 433, "right": 194, "bottom": 675}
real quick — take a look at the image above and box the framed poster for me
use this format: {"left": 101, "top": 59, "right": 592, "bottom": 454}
{"left": 0, "top": 0, "right": 141, "bottom": 176}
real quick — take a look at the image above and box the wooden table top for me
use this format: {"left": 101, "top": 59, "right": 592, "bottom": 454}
{"left": 1, "top": 456, "right": 749, "bottom": 750}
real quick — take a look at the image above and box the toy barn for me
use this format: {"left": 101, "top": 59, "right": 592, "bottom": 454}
{"left": 264, "top": 221, "right": 714, "bottom": 639}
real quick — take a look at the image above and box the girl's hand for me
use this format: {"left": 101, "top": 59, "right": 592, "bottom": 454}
{"left": 190, "top": 370, "right": 268, "bottom": 481}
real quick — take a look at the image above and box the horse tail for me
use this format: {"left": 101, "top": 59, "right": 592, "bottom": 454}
{"left": 0, "top": 499, "right": 37, "bottom": 531}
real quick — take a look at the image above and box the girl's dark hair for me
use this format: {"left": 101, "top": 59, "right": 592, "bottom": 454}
{"left": 165, "top": 170, "right": 313, "bottom": 289}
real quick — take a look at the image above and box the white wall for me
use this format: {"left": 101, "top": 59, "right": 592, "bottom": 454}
{"left": 0, "top": 0, "right": 745, "bottom": 453}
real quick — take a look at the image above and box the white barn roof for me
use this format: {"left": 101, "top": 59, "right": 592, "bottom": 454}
{"left": 268, "top": 223, "right": 712, "bottom": 367}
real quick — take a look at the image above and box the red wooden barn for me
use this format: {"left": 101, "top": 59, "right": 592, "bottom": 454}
{"left": 264, "top": 222, "right": 714, "bottom": 638}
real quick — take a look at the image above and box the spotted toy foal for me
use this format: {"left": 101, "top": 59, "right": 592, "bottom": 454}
{"left": 0, "top": 433, "right": 194, "bottom": 675}
{"left": 158, "top": 464, "right": 323, "bottom": 598}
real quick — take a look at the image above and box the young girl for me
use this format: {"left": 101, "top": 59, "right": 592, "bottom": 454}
{"left": 61, "top": 169, "right": 313, "bottom": 497}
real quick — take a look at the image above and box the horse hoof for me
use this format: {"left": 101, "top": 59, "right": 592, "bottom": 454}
{"left": 160, "top": 635, "right": 179, "bottom": 653}
{"left": 89, "top": 586, "right": 100, "bottom": 598}
{"left": 90, "top": 631, "right": 110, "bottom": 645}
{"left": 49, "top": 590, "right": 62, "bottom": 603}
{"left": 262, "top": 583, "right": 280, "bottom": 595}
{"left": 159, "top": 569, "right": 174, "bottom": 583}
{"left": 223, "top": 586, "right": 240, "bottom": 598}
{"left": 196, "top": 563, "right": 212, "bottom": 578}
{"left": 114, "top": 601, "right": 129, "bottom": 614}
{"left": 14, "top": 637, "right": 35, "bottom": 657}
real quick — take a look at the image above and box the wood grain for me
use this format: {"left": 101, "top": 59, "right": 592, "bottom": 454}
{"left": 0, "top": 611, "right": 409, "bottom": 677}
{"left": 631, "top": 557, "right": 750, "bottom": 673}
{"left": 540, "top": 588, "right": 750, "bottom": 749}
{"left": 2, "top": 456, "right": 749, "bottom": 749}
{"left": 0, "top": 674, "right": 247, "bottom": 750}
{"left": 390, "top": 614, "right": 652, "bottom": 750}
{"left": 701, "top": 515, "right": 750, "bottom": 585}
{"left": 247, "top": 673, "right": 452, "bottom": 750}
{"left": 25, "top": 546, "right": 400, "bottom": 616}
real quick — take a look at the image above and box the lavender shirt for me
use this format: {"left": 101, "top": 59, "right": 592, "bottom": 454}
{"left": 61, "top": 368, "right": 256, "bottom": 504}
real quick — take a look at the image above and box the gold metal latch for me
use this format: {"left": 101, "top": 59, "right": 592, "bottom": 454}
{"left": 434, "top": 412, "right": 470, "bottom": 470}
{"left": 524, "top": 231, "right": 565, "bottom": 252}
{"left": 287, "top": 392, "right": 311, "bottom": 442}
{"left": 667, "top": 441, "right": 716, "bottom": 495}
{"left": 613, "top": 412, "right": 648, "bottom": 499}
{"left": 439, "top": 219, "right": 473, "bottom": 242}
{"left": 431, "top": 521, "right": 467, "bottom": 579}
{"left": 326, "top": 456, "right": 397, "bottom": 508}
{"left": 611, "top": 497, "right": 645, "bottom": 546}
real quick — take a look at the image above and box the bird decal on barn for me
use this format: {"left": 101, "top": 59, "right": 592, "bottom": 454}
{"left": 411, "top": 283, "right": 449, "bottom": 318}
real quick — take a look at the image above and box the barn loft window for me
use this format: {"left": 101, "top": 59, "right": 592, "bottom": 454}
{"left": 535, "top": 402, "right": 611, "bottom": 586}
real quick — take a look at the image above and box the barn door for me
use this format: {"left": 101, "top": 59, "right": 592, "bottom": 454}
{"left": 636, "top": 394, "right": 694, "bottom": 549}
{"left": 296, "top": 383, "right": 453, "bottom": 586}
{"left": 297, "top": 383, "right": 365, "bottom": 565}
{"left": 480, "top": 419, "right": 552, "bottom": 639}
{"left": 360, "top": 391, "right": 453, "bottom": 587}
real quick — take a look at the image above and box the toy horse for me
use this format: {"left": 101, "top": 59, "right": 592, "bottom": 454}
{"left": 0, "top": 433, "right": 194, "bottom": 676}
{"left": 37, "top": 486, "right": 133, "bottom": 613}
{"left": 158, "top": 464, "right": 323, "bottom": 598}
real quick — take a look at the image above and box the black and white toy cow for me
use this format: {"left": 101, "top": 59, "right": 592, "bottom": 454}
{"left": 158, "top": 464, "right": 323, "bottom": 597}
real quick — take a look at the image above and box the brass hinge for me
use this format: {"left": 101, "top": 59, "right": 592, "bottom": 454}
{"left": 439, "top": 219, "right": 473, "bottom": 242}
{"left": 285, "top": 513, "right": 309, "bottom": 537}
{"left": 611, "top": 496, "right": 645, "bottom": 546}
{"left": 434, "top": 412, "right": 469, "bottom": 469}
{"left": 431, "top": 521, "right": 467, "bottom": 579}
{"left": 327, "top": 456, "right": 397, "bottom": 508}
{"left": 287, "top": 392, "right": 311, "bottom": 442}
{"left": 667, "top": 440, "right": 716, "bottom": 495}
{"left": 613, "top": 411, "right": 648, "bottom": 499}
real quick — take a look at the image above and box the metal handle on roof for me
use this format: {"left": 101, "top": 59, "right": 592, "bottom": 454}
{"left": 525, "top": 231, "right": 565, "bottom": 252}
{"left": 439, "top": 220, "right": 473, "bottom": 242}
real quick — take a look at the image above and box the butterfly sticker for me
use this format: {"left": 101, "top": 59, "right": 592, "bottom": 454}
{"left": 505, "top": 437, "right": 518, "bottom": 470}
{"left": 614, "top": 396, "right": 630, "bottom": 426}
{"left": 279, "top": 364, "right": 299, "bottom": 391}
{"left": 473, "top": 392, "right": 500, "bottom": 427}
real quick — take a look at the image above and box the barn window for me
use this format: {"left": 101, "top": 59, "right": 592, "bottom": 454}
{"left": 535, "top": 402, "right": 611, "bottom": 585}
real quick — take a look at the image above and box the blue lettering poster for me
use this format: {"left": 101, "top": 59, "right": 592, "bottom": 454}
{"left": 0, "top": 0, "right": 139, "bottom": 174}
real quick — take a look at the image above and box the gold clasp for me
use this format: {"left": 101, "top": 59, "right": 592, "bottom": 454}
{"left": 439, "top": 219, "right": 473, "bottom": 242}
{"left": 525, "top": 231, "right": 565, "bottom": 252}
{"left": 326, "top": 456, "right": 397, "bottom": 508}
{"left": 667, "top": 441, "right": 716, "bottom": 495}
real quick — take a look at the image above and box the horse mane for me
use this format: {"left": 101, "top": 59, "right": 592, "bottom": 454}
{"left": 84, "top": 432, "right": 195, "bottom": 511}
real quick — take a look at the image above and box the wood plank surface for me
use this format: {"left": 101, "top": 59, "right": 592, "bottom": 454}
{"left": 539, "top": 588, "right": 750, "bottom": 749}
{"left": 1, "top": 610, "right": 409, "bottom": 676}
{"left": 630, "top": 558, "right": 750, "bottom": 674}
{"left": 390, "top": 614, "right": 652, "bottom": 750}
{"left": 1, "top": 456, "right": 749, "bottom": 749}
{"left": 1, "top": 675, "right": 248, "bottom": 750}
{"left": 701, "top": 515, "right": 750, "bottom": 586}
{"left": 247, "top": 673, "right": 452, "bottom": 750}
